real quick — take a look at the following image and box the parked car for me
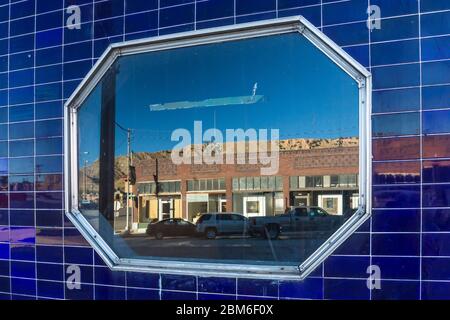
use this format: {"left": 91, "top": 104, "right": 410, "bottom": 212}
{"left": 146, "top": 218, "right": 197, "bottom": 240}
{"left": 196, "top": 213, "right": 250, "bottom": 239}
{"left": 249, "top": 206, "right": 344, "bottom": 240}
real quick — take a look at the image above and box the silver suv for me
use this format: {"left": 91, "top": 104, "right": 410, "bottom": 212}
{"left": 196, "top": 213, "right": 249, "bottom": 239}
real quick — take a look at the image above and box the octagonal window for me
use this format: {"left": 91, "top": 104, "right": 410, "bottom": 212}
{"left": 65, "top": 17, "right": 371, "bottom": 279}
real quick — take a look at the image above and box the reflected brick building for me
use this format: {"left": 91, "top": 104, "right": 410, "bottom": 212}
{"left": 129, "top": 138, "right": 360, "bottom": 227}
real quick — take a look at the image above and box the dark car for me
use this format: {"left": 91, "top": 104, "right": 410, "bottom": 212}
{"left": 146, "top": 218, "right": 197, "bottom": 240}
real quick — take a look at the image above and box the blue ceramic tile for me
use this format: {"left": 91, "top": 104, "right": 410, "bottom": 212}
{"left": 373, "top": 112, "right": 420, "bottom": 137}
{"left": 324, "top": 256, "right": 370, "bottom": 278}
{"left": 94, "top": 267, "right": 126, "bottom": 286}
{"left": 199, "top": 293, "right": 236, "bottom": 300}
{"left": 161, "top": 274, "right": 196, "bottom": 292}
{"left": 422, "top": 36, "right": 450, "bottom": 61}
{"left": 196, "top": 17, "right": 234, "bottom": 30}
{"left": 126, "top": 272, "right": 159, "bottom": 289}
{"left": 423, "top": 184, "right": 450, "bottom": 207}
{"left": 0, "top": 243, "right": 8, "bottom": 259}
{"left": 10, "top": 227, "right": 35, "bottom": 244}
{"left": 198, "top": 277, "right": 236, "bottom": 295}
{"left": 372, "top": 233, "right": 420, "bottom": 256}
{"left": 421, "top": 0, "right": 450, "bottom": 12}
{"left": 196, "top": 0, "right": 234, "bottom": 21}
{"left": 0, "top": 293, "right": 10, "bottom": 300}
{"left": 11, "top": 261, "right": 36, "bottom": 278}
{"left": 37, "top": 0, "right": 63, "bottom": 14}
{"left": 11, "top": 0, "right": 35, "bottom": 19}
{"left": 161, "top": 290, "right": 197, "bottom": 300}
{"left": 333, "top": 232, "right": 370, "bottom": 255}
{"left": 423, "top": 110, "right": 450, "bottom": 134}
{"left": 0, "top": 275, "right": 10, "bottom": 292}
{"left": 423, "top": 209, "right": 450, "bottom": 232}
{"left": 9, "top": 104, "right": 34, "bottom": 122}
{"left": 159, "top": 4, "right": 194, "bottom": 28}
{"left": 126, "top": 288, "right": 159, "bottom": 300}
{"left": 36, "top": 29, "right": 63, "bottom": 49}
{"left": 371, "top": 40, "right": 419, "bottom": 66}
{"left": 65, "top": 283, "right": 94, "bottom": 300}
{"left": 323, "top": 0, "right": 367, "bottom": 25}
{"left": 64, "top": 24, "right": 92, "bottom": 46}
{"left": 10, "top": 210, "right": 35, "bottom": 226}
{"left": 95, "top": 285, "right": 126, "bottom": 300}
{"left": 125, "top": 0, "right": 158, "bottom": 14}
{"left": 64, "top": 246, "right": 93, "bottom": 265}
{"left": 423, "top": 258, "right": 450, "bottom": 280}
{"left": 422, "top": 281, "right": 450, "bottom": 300}
{"left": 125, "top": 10, "right": 158, "bottom": 34}
{"left": 344, "top": 45, "right": 369, "bottom": 67}
{"left": 371, "top": 257, "right": 420, "bottom": 280}
{"left": 421, "top": 11, "right": 450, "bottom": 37}
{"left": 324, "top": 279, "right": 369, "bottom": 300}
{"left": 372, "top": 280, "right": 420, "bottom": 300}
{"left": 373, "top": 185, "right": 420, "bottom": 208}
{"left": 11, "top": 277, "right": 36, "bottom": 296}
{"left": 10, "top": 244, "right": 35, "bottom": 261}
{"left": 0, "top": 260, "right": 9, "bottom": 276}
{"left": 37, "top": 263, "right": 64, "bottom": 282}
{"left": 279, "top": 278, "right": 323, "bottom": 299}
{"left": 37, "top": 11, "right": 63, "bottom": 31}
{"left": 323, "top": 22, "right": 368, "bottom": 46}
{"left": 372, "top": 209, "right": 420, "bottom": 233}
{"left": 237, "top": 279, "right": 278, "bottom": 297}
{"left": 372, "top": 63, "right": 420, "bottom": 89}
{"left": 37, "top": 280, "right": 64, "bottom": 299}
{"left": 94, "top": 0, "right": 124, "bottom": 20}
{"left": 160, "top": 0, "right": 192, "bottom": 7}
{"left": 371, "top": 15, "right": 419, "bottom": 42}
{"left": 423, "top": 233, "right": 450, "bottom": 257}
{"left": 11, "top": 294, "right": 35, "bottom": 300}
{"left": 36, "top": 245, "right": 63, "bottom": 263}
{"left": 236, "top": 0, "right": 276, "bottom": 15}
{"left": 423, "top": 85, "right": 450, "bottom": 110}
{"left": 278, "top": 5, "right": 321, "bottom": 26}
{"left": 236, "top": 11, "right": 276, "bottom": 24}
{"left": 423, "top": 160, "right": 450, "bottom": 183}
{"left": 423, "top": 60, "right": 450, "bottom": 86}
{"left": 370, "top": 0, "right": 418, "bottom": 17}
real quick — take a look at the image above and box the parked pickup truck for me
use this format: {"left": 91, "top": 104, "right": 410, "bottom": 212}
{"left": 248, "top": 206, "right": 344, "bottom": 240}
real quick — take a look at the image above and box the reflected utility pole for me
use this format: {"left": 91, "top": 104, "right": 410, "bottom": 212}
{"left": 83, "top": 151, "right": 89, "bottom": 201}
{"left": 115, "top": 121, "right": 133, "bottom": 233}
{"left": 126, "top": 128, "right": 132, "bottom": 232}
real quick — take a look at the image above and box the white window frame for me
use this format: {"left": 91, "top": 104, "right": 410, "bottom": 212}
{"left": 64, "top": 16, "right": 372, "bottom": 280}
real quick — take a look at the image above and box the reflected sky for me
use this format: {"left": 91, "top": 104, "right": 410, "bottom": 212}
{"left": 79, "top": 33, "right": 359, "bottom": 163}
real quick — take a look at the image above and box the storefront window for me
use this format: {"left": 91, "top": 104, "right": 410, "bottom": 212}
{"left": 65, "top": 17, "right": 371, "bottom": 279}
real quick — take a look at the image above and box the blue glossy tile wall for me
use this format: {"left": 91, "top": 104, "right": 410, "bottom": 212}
{"left": 0, "top": 0, "right": 449, "bottom": 300}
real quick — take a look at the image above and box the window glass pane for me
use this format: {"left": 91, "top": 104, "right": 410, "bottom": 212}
{"left": 75, "top": 30, "right": 362, "bottom": 269}
{"left": 232, "top": 178, "right": 238, "bottom": 191}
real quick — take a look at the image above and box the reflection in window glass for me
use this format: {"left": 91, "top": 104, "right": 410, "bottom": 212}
{"left": 76, "top": 32, "right": 361, "bottom": 267}
{"left": 372, "top": 113, "right": 420, "bottom": 137}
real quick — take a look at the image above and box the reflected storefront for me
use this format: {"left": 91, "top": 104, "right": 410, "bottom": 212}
{"left": 127, "top": 141, "right": 360, "bottom": 226}
{"left": 136, "top": 180, "right": 181, "bottom": 225}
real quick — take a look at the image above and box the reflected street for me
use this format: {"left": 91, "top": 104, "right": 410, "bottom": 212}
{"left": 121, "top": 233, "right": 331, "bottom": 263}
